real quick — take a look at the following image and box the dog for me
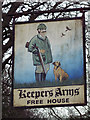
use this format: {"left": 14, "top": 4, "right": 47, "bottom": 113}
{"left": 52, "top": 61, "right": 69, "bottom": 82}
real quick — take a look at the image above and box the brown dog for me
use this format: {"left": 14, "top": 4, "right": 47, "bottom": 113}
{"left": 52, "top": 61, "right": 69, "bottom": 82}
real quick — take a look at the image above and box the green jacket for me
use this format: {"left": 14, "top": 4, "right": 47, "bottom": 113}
{"left": 28, "top": 34, "right": 53, "bottom": 66}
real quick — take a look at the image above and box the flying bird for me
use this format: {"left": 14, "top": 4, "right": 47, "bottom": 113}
{"left": 65, "top": 26, "right": 72, "bottom": 32}
{"left": 61, "top": 33, "right": 65, "bottom": 37}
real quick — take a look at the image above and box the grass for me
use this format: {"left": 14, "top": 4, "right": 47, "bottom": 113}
{"left": 14, "top": 76, "right": 84, "bottom": 89}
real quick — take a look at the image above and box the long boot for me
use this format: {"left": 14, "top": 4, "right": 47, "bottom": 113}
{"left": 41, "top": 73, "right": 46, "bottom": 81}
{"left": 35, "top": 73, "right": 42, "bottom": 82}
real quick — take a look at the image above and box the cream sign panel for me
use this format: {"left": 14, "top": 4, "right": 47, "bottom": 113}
{"left": 14, "top": 85, "right": 85, "bottom": 107}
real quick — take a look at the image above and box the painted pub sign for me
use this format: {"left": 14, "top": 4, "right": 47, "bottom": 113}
{"left": 13, "top": 17, "right": 86, "bottom": 107}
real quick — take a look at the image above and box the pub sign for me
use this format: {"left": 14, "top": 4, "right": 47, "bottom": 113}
{"left": 13, "top": 17, "right": 86, "bottom": 107}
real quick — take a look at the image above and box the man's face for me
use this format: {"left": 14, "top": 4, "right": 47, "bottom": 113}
{"left": 39, "top": 30, "right": 46, "bottom": 37}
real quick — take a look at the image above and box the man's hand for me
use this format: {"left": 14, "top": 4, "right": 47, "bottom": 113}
{"left": 25, "top": 42, "right": 29, "bottom": 48}
{"left": 40, "top": 49, "right": 45, "bottom": 53}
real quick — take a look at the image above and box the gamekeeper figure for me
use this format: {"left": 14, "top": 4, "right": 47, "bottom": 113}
{"left": 26, "top": 23, "right": 53, "bottom": 82}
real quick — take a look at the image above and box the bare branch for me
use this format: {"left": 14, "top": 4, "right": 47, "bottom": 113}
{"left": 74, "top": 106, "right": 82, "bottom": 118}
{"left": 2, "top": 2, "right": 12, "bottom": 8}
{"left": 50, "top": 108, "right": 62, "bottom": 120}
{"left": 2, "top": 55, "right": 12, "bottom": 70}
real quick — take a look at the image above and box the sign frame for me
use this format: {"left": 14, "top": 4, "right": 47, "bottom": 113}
{"left": 12, "top": 16, "right": 87, "bottom": 108}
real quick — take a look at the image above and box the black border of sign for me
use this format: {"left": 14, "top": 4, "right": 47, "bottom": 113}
{"left": 12, "top": 16, "right": 87, "bottom": 108}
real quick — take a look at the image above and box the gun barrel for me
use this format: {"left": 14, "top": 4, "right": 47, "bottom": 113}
{"left": 38, "top": 48, "right": 46, "bottom": 74}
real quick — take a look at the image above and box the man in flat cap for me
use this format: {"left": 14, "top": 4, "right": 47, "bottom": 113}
{"left": 26, "top": 23, "right": 53, "bottom": 82}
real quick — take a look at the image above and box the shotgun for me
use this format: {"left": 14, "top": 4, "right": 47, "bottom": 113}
{"left": 25, "top": 42, "right": 46, "bottom": 75}
{"left": 35, "top": 45, "right": 46, "bottom": 75}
